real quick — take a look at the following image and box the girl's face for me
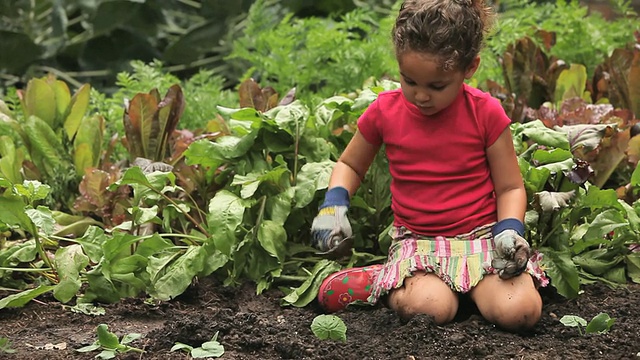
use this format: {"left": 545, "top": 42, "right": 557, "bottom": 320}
{"left": 397, "top": 51, "right": 479, "bottom": 116}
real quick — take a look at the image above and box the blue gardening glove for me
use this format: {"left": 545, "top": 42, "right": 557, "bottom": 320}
{"left": 491, "top": 218, "right": 531, "bottom": 279}
{"left": 311, "top": 187, "right": 353, "bottom": 254}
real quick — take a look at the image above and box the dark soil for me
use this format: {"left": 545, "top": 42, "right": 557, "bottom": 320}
{"left": 0, "top": 278, "right": 638, "bottom": 360}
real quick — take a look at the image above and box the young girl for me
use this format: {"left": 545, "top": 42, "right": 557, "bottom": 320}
{"left": 310, "top": 0, "right": 548, "bottom": 331}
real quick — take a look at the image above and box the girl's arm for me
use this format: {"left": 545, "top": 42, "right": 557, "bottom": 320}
{"left": 487, "top": 127, "right": 527, "bottom": 222}
{"left": 329, "top": 131, "right": 380, "bottom": 195}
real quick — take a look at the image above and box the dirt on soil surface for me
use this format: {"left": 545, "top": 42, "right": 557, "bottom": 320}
{"left": 0, "top": 277, "right": 638, "bottom": 360}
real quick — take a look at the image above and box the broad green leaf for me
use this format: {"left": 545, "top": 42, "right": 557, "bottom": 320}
{"left": 184, "top": 131, "right": 258, "bottom": 168}
{"left": 580, "top": 186, "right": 620, "bottom": 209}
{"left": 76, "top": 343, "right": 101, "bottom": 353}
{"left": 23, "top": 78, "right": 56, "bottom": 126}
{"left": 631, "top": 163, "right": 640, "bottom": 188}
{"left": 314, "top": 96, "right": 354, "bottom": 127}
{"left": 619, "top": 200, "right": 640, "bottom": 233}
{"left": 150, "top": 246, "right": 206, "bottom": 301}
{"left": 26, "top": 206, "right": 55, "bottom": 235}
{"left": 191, "top": 346, "right": 225, "bottom": 358}
{"left": 554, "top": 64, "right": 587, "bottom": 103}
{"left": 134, "top": 234, "right": 174, "bottom": 258}
{"left": 311, "top": 315, "right": 347, "bottom": 342}
{"left": 97, "top": 349, "right": 117, "bottom": 359}
{"left": 70, "top": 303, "right": 105, "bottom": 316}
{"left": 207, "top": 190, "right": 250, "bottom": 256}
{"left": 585, "top": 312, "right": 615, "bottom": 334}
{"left": 171, "top": 342, "right": 193, "bottom": 352}
{"left": 560, "top": 315, "right": 587, "bottom": 328}
{"left": 538, "top": 158, "right": 575, "bottom": 174}
{"left": 626, "top": 253, "right": 640, "bottom": 283}
{"left": 521, "top": 120, "right": 570, "bottom": 150}
{"left": 266, "top": 187, "right": 294, "bottom": 224}
{"left": 50, "top": 79, "right": 71, "bottom": 125}
{"left": 257, "top": 220, "right": 287, "bottom": 263}
{"left": 0, "top": 285, "right": 55, "bottom": 309}
{"left": 96, "top": 324, "right": 121, "bottom": 350}
{"left": 603, "top": 265, "right": 626, "bottom": 284}
{"left": 232, "top": 173, "right": 261, "bottom": 199}
{"left": 0, "top": 137, "right": 23, "bottom": 184}
{"left": 582, "top": 209, "right": 628, "bottom": 240}
{"left": 14, "top": 180, "right": 51, "bottom": 203}
{"left": 298, "top": 135, "right": 331, "bottom": 162}
{"left": 75, "top": 226, "right": 107, "bottom": 263}
{"left": 130, "top": 205, "right": 159, "bottom": 225}
{"left": 294, "top": 160, "right": 335, "bottom": 208}
{"left": 200, "top": 246, "right": 229, "bottom": 277}
{"left": 53, "top": 244, "right": 90, "bottom": 303}
{"left": 540, "top": 248, "right": 580, "bottom": 298}
{"left": 531, "top": 148, "right": 573, "bottom": 165}
{"left": 281, "top": 260, "right": 342, "bottom": 307}
{"left": 147, "top": 250, "right": 182, "bottom": 283}
{"left": 63, "top": 84, "right": 91, "bottom": 140}
{"left": 0, "top": 241, "right": 37, "bottom": 272}
{"left": 24, "top": 115, "right": 67, "bottom": 177}
{"left": 573, "top": 248, "right": 623, "bottom": 276}
{"left": 73, "top": 114, "right": 104, "bottom": 176}
{"left": 0, "top": 196, "right": 36, "bottom": 235}
{"left": 229, "top": 108, "right": 262, "bottom": 121}
{"left": 266, "top": 101, "right": 310, "bottom": 136}
{"left": 519, "top": 159, "right": 551, "bottom": 193}
{"left": 120, "top": 333, "right": 142, "bottom": 345}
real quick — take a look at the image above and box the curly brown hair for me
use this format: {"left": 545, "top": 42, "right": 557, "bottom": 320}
{"left": 392, "top": 0, "right": 495, "bottom": 72}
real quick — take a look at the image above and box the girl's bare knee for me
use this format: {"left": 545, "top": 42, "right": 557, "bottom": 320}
{"left": 472, "top": 274, "right": 543, "bottom": 331}
{"left": 388, "top": 273, "right": 458, "bottom": 324}
{"left": 493, "top": 294, "right": 542, "bottom": 330}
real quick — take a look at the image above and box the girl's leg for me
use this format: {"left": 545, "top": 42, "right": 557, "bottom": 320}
{"left": 469, "top": 273, "right": 542, "bottom": 331}
{"left": 387, "top": 272, "right": 458, "bottom": 324}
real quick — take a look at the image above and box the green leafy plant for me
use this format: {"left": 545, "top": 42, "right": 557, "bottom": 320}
{"left": 0, "top": 75, "right": 104, "bottom": 211}
{"left": 171, "top": 331, "right": 225, "bottom": 358}
{"left": 311, "top": 314, "right": 347, "bottom": 342}
{"left": 0, "top": 336, "right": 16, "bottom": 354}
{"left": 560, "top": 312, "right": 616, "bottom": 335}
{"left": 76, "top": 324, "right": 143, "bottom": 359}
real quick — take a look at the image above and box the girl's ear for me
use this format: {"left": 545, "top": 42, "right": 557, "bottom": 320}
{"left": 464, "top": 56, "right": 481, "bottom": 79}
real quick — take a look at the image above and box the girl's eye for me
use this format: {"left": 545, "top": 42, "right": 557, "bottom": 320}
{"left": 431, "top": 85, "right": 446, "bottom": 91}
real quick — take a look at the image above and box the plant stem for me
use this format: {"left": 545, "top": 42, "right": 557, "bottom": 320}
{"left": 274, "top": 275, "right": 309, "bottom": 282}
{"left": 539, "top": 211, "right": 572, "bottom": 248}
{"left": 157, "top": 190, "right": 211, "bottom": 238}
{"left": 32, "top": 233, "right": 55, "bottom": 279}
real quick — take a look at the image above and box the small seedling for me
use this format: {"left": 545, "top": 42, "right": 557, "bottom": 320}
{"left": 171, "top": 331, "right": 225, "bottom": 358}
{"left": 560, "top": 312, "right": 615, "bottom": 336}
{"left": 76, "top": 324, "right": 144, "bottom": 359}
{"left": 0, "top": 337, "right": 16, "bottom": 354}
{"left": 311, "top": 314, "right": 347, "bottom": 342}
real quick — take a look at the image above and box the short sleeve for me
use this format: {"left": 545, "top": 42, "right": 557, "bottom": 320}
{"left": 480, "top": 95, "right": 512, "bottom": 147}
{"left": 356, "top": 98, "right": 383, "bottom": 147}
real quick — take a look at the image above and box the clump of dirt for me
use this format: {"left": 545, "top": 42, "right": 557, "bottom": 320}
{"left": 0, "top": 278, "right": 638, "bottom": 359}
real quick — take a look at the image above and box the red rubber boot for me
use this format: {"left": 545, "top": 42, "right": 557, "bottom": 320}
{"left": 317, "top": 264, "right": 384, "bottom": 313}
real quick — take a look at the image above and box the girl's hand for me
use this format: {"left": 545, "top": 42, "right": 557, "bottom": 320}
{"left": 311, "top": 206, "right": 353, "bottom": 253}
{"left": 310, "top": 186, "right": 353, "bottom": 257}
{"left": 492, "top": 229, "right": 531, "bottom": 279}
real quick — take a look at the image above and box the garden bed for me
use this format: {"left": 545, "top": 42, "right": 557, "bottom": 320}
{"left": 1, "top": 278, "right": 638, "bottom": 359}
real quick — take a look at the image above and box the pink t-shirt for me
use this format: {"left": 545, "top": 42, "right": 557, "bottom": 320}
{"left": 357, "top": 84, "right": 512, "bottom": 236}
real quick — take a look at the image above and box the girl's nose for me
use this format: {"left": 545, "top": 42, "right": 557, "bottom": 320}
{"left": 415, "top": 90, "right": 430, "bottom": 103}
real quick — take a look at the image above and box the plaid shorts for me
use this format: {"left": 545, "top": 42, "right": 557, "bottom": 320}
{"left": 368, "top": 224, "right": 549, "bottom": 302}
